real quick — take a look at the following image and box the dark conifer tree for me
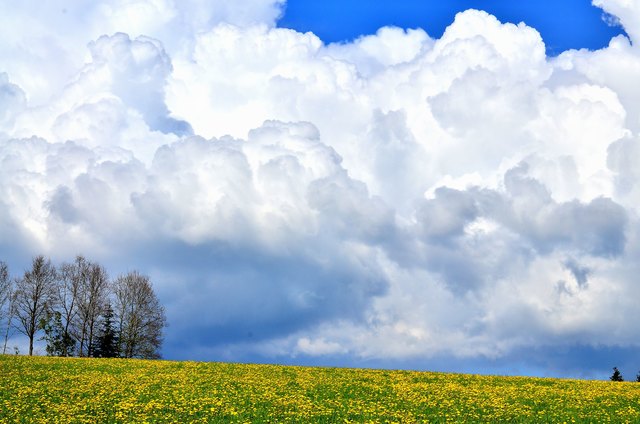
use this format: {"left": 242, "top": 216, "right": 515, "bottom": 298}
{"left": 610, "top": 367, "right": 624, "bottom": 382}
{"left": 94, "top": 304, "right": 118, "bottom": 358}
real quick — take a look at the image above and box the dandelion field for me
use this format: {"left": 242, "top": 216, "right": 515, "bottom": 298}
{"left": 2, "top": 355, "right": 640, "bottom": 423}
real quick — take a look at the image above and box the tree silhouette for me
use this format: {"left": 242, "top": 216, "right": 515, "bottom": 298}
{"left": 610, "top": 367, "right": 624, "bottom": 382}
{"left": 94, "top": 304, "right": 118, "bottom": 358}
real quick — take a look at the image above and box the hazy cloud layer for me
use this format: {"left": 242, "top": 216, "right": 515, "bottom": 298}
{"left": 1, "top": 0, "right": 640, "bottom": 376}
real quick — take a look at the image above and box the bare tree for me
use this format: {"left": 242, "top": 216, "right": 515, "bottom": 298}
{"left": 2, "top": 290, "right": 15, "bottom": 355}
{"left": 114, "top": 271, "right": 166, "bottom": 359}
{"left": 75, "top": 262, "right": 109, "bottom": 357}
{"left": 55, "top": 255, "right": 90, "bottom": 356}
{"left": 0, "top": 262, "right": 9, "bottom": 314}
{"left": 13, "top": 256, "right": 57, "bottom": 355}
{"left": 0, "top": 261, "right": 15, "bottom": 354}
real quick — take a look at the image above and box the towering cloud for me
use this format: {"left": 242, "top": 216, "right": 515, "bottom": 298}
{"left": 1, "top": 0, "right": 639, "bottom": 376}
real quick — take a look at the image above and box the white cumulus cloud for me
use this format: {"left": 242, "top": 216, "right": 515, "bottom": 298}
{"left": 1, "top": 0, "right": 640, "bottom": 375}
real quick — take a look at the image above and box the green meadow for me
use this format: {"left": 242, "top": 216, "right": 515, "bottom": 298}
{"left": 2, "top": 354, "right": 640, "bottom": 423}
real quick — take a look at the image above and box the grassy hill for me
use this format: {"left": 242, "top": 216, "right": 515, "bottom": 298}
{"left": 1, "top": 354, "right": 640, "bottom": 423}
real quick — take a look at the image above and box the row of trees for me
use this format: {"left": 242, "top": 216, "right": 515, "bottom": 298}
{"left": 0, "top": 255, "right": 166, "bottom": 359}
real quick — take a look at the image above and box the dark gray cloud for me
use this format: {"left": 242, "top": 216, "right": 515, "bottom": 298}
{"left": 563, "top": 257, "right": 591, "bottom": 288}
{"left": 474, "top": 162, "right": 628, "bottom": 258}
{"left": 416, "top": 187, "right": 478, "bottom": 243}
{"left": 108, "top": 240, "right": 387, "bottom": 359}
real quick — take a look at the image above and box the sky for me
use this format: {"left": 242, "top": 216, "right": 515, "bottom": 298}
{"left": 1, "top": 0, "right": 640, "bottom": 380}
{"left": 281, "top": 0, "right": 627, "bottom": 54}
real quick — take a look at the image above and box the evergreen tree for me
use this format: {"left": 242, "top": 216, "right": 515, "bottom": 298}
{"left": 610, "top": 367, "right": 624, "bottom": 382}
{"left": 94, "top": 304, "right": 118, "bottom": 358}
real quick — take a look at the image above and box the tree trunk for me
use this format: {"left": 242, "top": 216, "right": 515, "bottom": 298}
{"left": 2, "top": 309, "right": 12, "bottom": 355}
{"left": 29, "top": 316, "right": 35, "bottom": 356}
